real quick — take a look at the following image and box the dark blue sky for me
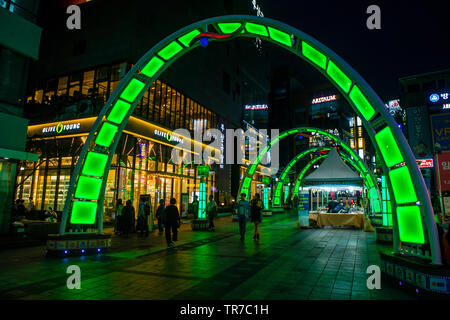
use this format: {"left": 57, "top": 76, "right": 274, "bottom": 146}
{"left": 260, "top": 0, "right": 450, "bottom": 100}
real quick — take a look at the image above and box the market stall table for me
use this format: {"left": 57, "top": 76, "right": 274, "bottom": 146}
{"left": 316, "top": 212, "right": 364, "bottom": 229}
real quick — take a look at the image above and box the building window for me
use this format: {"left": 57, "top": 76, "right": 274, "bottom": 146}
{"left": 407, "top": 83, "right": 420, "bottom": 93}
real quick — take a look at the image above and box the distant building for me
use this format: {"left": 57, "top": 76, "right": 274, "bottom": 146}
{"left": 0, "top": 0, "right": 41, "bottom": 234}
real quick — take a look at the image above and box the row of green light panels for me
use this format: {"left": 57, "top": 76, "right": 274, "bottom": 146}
{"left": 381, "top": 175, "right": 393, "bottom": 227}
{"left": 198, "top": 181, "right": 207, "bottom": 219}
{"left": 68, "top": 19, "right": 424, "bottom": 245}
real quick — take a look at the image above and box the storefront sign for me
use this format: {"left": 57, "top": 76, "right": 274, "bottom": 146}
{"left": 436, "top": 152, "right": 450, "bottom": 191}
{"left": 42, "top": 122, "right": 81, "bottom": 134}
{"left": 431, "top": 112, "right": 450, "bottom": 152}
{"left": 153, "top": 129, "right": 184, "bottom": 143}
{"left": 312, "top": 95, "right": 337, "bottom": 104}
{"left": 138, "top": 142, "right": 147, "bottom": 158}
{"left": 244, "top": 104, "right": 268, "bottom": 110}
{"left": 428, "top": 92, "right": 449, "bottom": 104}
{"left": 417, "top": 158, "right": 434, "bottom": 168}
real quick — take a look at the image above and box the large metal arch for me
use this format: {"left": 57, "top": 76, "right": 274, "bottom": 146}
{"left": 270, "top": 129, "right": 381, "bottom": 208}
{"left": 276, "top": 148, "right": 377, "bottom": 211}
{"left": 59, "top": 15, "right": 440, "bottom": 264}
{"left": 292, "top": 151, "right": 367, "bottom": 196}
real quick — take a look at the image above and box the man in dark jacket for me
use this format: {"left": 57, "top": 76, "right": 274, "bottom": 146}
{"left": 164, "top": 198, "right": 181, "bottom": 248}
{"left": 121, "top": 200, "right": 135, "bottom": 237}
{"left": 156, "top": 199, "right": 165, "bottom": 235}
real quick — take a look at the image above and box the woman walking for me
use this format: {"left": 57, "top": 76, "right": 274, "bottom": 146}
{"left": 250, "top": 193, "right": 263, "bottom": 240}
{"left": 156, "top": 199, "right": 165, "bottom": 235}
{"left": 207, "top": 195, "right": 217, "bottom": 231}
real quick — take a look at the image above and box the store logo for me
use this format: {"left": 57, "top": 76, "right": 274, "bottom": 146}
{"left": 312, "top": 95, "right": 337, "bottom": 104}
{"left": 42, "top": 122, "right": 81, "bottom": 134}
{"left": 430, "top": 94, "right": 440, "bottom": 103}
{"left": 154, "top": 129, "right": 184, "bottom": 144}
{"left": 244, "top": 104, "right": 268, "bottom": 110}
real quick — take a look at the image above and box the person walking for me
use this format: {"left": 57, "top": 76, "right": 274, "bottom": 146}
{"left": 164, "top": 198, "right": 181, "bottom": 248}
{"left": 27, "top": 197, "right": 35, "bottom": 212}
{"left": 207, "top": 194, "right": 217, "bottom": 231}
{"left": 250, "top": 193, "right": 263, "bottom": 240}
{"left": 137, "top": 198, "right": 149, "bottom": 237}
{"left": 121, "top": 200, "right": 135, "bottom": 238}
{"left": 156, "top": 199, "right": 165, "bottom": 235}
{"left": 114, "top": 199, "right": 123, "bottom": 235}
{"left": 191, "top": 196, "right": 199, "bottom": 219}
{"left": 236, "top": 193, "right": 250, "bottom": 242}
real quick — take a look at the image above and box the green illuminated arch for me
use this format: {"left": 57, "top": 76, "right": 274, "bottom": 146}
{"left": 60, "top": 15, "right": 441, "bottom": 264}
{"left": 271, "top": 130, "right": 380, "bottom": 208}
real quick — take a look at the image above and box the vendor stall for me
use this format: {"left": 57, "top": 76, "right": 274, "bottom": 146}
{"left": 300, "top": 149, "right": 365, "bottom": 228}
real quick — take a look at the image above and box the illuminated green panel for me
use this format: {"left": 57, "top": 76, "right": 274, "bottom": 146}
{"left": 248, "top": 164, "right": 257, "bottom": 175}
{"left": 397, "top": 206, "right": 425, "bottom": 244}
{"left": 70, "top": 201, "right": 97, "bottom": 224}
{"left": 217, "top": 22, "right": 241, "bottom": 34}
{"left": 178, "top": 30, "right": 201, "bottom": 47}
{"left": 75, "top": 176, "right": 102, "bottom": 200}
{"left": 349, "top": 85, "right": 376, "bottom": 121}
{"left": 370, "top": 188, "right": 381, "bottom": 212}
{"left": 279, "top": 132, "right": 289, "bottom": 139}
{"left": 326, "top": 61, "right": 352, "bottom": 93}
{"left": 243, "top": 177, "right": 251, "bottom": 189}
{"left": 301, "top": 42, "right": 327, "bottom": 69}
{"left": 268, "top": 27, "right": 292, "bottom": 47}
{"left": 245, "top": 22, "right": 268, "bottom": 36}
{"left": 389, "top": 166, "right": 418, "bottom": 204}
{"left": 107, "top": 99, "right": 131, "bottom": 124}
{"left": 263, "top": 187, "right": 269, "bottom": 209}
{"left": 82, "top": 152, "right": 108, "bottom": 177}
{"left": 158, "top": 41, "right": 183, "bottom": 61}
{"left": 198, "top": 181, "right": 206, "bottom": 219}
{"left": 119, "top": 78, "right": 145, "bottom": 103}
{"left": 141, "top": 56, "right": 165, "bottom": 78}
{"left": 95, "top": 122, "right": 118, "bottom": 148}
{"left": 284, "top": 186, "right": 289, "bottom": 202}
{"left": 375, "top": 127, "right": 404, "bottom": 167}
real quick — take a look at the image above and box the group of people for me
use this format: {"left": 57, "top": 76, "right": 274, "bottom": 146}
{"left": 235, "top": 193, "right": 264, "bottom": 242}
{"left": 114, "top": 198, "right": 152, "bottom": 237}
{"left": 327, "top": 198, "right": 356, "bottom": 213}
{"left": 11, "top": 198, "right": 57, "bottom": 223}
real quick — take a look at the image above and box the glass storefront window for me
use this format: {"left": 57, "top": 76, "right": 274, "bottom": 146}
{"left": 82, "top": 70, "right": 95, "bottom": 96}
{"left": 68, "top": 73, "right": 82, "bottom": 97}
{"left": 57, "top": 76, "right": 68, "bottom": 96}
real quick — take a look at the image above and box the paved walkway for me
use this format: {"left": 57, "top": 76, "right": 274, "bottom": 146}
{"left": 0, "top": 210, "right": 415, "bottom": 300}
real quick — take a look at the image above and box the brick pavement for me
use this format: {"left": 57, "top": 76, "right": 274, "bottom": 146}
{"left": 0, "top": 210, "right": 417, "bottom": 300}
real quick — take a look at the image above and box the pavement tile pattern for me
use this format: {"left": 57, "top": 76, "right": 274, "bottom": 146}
{"left": 0, "top": 211, "right": 416, "bottom": 300}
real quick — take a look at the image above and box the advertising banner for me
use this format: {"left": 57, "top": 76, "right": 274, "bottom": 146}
{"left": 406, "top": 106, "right": 433, "bottom": 158}
{"left": 298, "top": 190, "right": 310, "bottom": 227}
{"left": 436, "top": 151, "right": 450, "bottom": 192}
{"left": 430, "top": 112, "right": 450, "bottom": 152}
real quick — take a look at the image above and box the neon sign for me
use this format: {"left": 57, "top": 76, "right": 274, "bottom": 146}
{"left": 312, "top": 95, "right": 337, "bottom": 104}
{"left": 417, "top": 158, "right": 433, "bottom": 168}
{"left": 138, "top": 142, "right": 147, "bottom": 158}
{"left": 153, "top": 129, "right": 184, "bottom": 143}
{"left": 429, "top": 92, "right": 449, "bottom": 103}
{"left": 42, "top": 122, "right": 81, "bottom": 134}
{"left": 244, "top": 104, "right": 268, "bottom": 110}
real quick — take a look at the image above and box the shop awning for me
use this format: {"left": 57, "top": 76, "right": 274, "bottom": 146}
{"left": 0, "top": 147, "right": 39, "bottom": 162}
{"left": 303, "top": 148, "right": 363, "bottom": 186}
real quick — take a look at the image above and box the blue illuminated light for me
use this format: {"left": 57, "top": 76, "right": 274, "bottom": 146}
{"left": 64, "top": 250, "right": 68, "bottom": 254}
{"left": 200, "top": 38, "right": 208, "bottom": 47}
{"left": 97, "top": 248, "right": 101, "bottom": 252}
{"left": 429, "top": 93, "right": 439, "bottom": 103}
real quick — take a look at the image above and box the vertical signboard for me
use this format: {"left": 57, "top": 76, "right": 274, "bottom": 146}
{"left": 436, "top": 152, "right": 450, "bottom": 192}
{"left": 406, "top": 106, "right": 433, "bottom": 158}
{"left": 298, "top": 190, "right": 310, "bottom": 227}
{"left": 430, "top": 112, "right": 450, "bottom": 152}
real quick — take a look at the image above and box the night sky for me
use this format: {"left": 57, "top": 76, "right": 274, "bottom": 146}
{"left": 260, "top": 0, "right": 450, "bottom": 100}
